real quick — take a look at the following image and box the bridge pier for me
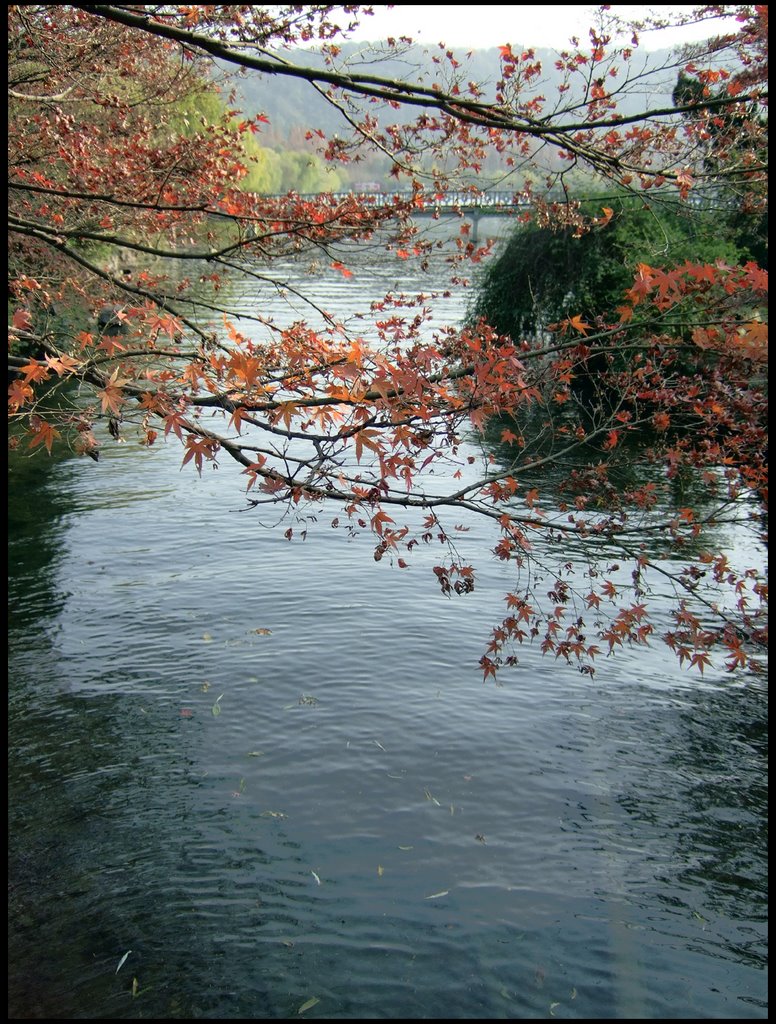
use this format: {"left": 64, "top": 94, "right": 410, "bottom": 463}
{"left": 467, "top": 210, "right": 482, "bottom": 245}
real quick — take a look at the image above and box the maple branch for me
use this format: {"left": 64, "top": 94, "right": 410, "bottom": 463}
{"left": 9, "top": 224, "right": 213, "bottom": 342}
{"left": 76, "top": 4, "right": 766, "bottom": 143}
{"left": 9, "top": 5, "right": 767, "bottom": 683}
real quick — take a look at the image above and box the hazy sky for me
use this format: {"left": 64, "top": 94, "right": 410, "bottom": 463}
{"left": 344, "top": 5, "right": 740, "bottom": 51}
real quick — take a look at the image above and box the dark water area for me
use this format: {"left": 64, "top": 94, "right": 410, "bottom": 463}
{"left": 8, "top": 246, "right": 767, "bottom": 1019}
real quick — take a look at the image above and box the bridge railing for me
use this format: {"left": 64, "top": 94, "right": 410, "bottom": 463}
{"left": 256, "top": 189, "right": 718, "bottom": 212}
{"left": 333, "top": 190, "right": 529, "bottom": 211}
{"left": 260, "top": 190, "right": 530, "bottom": 212}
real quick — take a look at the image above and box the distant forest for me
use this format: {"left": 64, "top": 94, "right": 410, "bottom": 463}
{"left": 223, "top": 40, "right": 682, "bottom": 192}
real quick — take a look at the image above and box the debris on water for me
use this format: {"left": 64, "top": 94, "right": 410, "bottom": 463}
{"left": 311, "top": 870, "right": 321, "bottom": 885}
{"left": 424, "top": 890, "right": 449, "bottom": 900}
{"left": 115, "top": 950, "right": 132, "bottom": 974}
{"left": 297, "top": 996, "right": 320, "bottom": 1014}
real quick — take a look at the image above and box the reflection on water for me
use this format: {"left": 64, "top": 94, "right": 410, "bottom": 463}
{"left": 8, "top": 251, "right": 767, "bottom": 1020}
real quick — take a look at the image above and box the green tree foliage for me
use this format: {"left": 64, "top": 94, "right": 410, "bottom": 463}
{"left": 169, "top": 79, "right": 343, "bottom": 194}
{"left": 470, "top": 193, "right": 745, "bottom": 343}
{"left": 242, "top": 145, "right": 343, "bottom": 194}
{"left": 672, "top": 71, "right": 768, "bottom": 269}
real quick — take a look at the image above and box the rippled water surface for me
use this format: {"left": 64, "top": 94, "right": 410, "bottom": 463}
{"left": 8, "top": 243, "right": 767, "bottom": 1019}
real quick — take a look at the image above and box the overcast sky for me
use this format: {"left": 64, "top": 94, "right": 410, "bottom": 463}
{"left": 344, "top": 5, "right": 740, "bottom": 51}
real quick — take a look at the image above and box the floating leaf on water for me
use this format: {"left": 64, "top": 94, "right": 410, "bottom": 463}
{"left": 570, "top": 987, "right": 577, "bottom": 1000}
{"left": 424, "top": 789, "right": 441, "bottom": 806}
{"left": 311, "top": 870, "right": 321, "bottom": 886}
{"left": 398, "top": 845, "right": 414, "bottom": 851}
{"left": 115, "top": 950, "right": 132, "bottom": 974}
{"left": 202, "top": 633, "right": 213, "bottom": 642}
{"left": 424, "top": 890, "right": 449, "bottom": 900}
{"left": 377, "top": 865, "right": 384, "bottom": 876}
{"left": 386, "top": 773, "right": 404, "bottom": 779}
{"left": 211, "top": 703, "right": 221, "bottom": 717}
{"left": 373, "top": 739, "right": 386, "bottom": 751}
{"left": 251, "top": 628, "right": 273, "bottom": 635}
{"left": 131, "top": 977, "right": 140, "bottom": 998}
{"left": 550, "top": 1002, "right": 560, "bottom": 1016}
{"left": 298, "top": 694, "right": 318, "bottom": 706}
{"left": 200, "top": 681, "right": 211, "bottom": 692}
{"left": 261, "top": 810, "right": 287, "bottom": 819}
{"left": 247, "top": 751, "right": 265, "bottom": 757}
{"left": 297, "top": 996, "right": 319, "bottom": 1015}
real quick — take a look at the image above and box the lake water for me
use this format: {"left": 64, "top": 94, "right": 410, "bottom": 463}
{"left": 8, "top": 235, "right": 768, "bottom": 1019}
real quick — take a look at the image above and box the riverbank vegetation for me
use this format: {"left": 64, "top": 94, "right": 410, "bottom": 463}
{"left": 8, "top": 5, "right": 768, "bottom": 679}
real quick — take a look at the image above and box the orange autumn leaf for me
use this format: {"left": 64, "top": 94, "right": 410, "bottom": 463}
{"left": 12, "top": 308, "right": 33, "bottom": 331}
{"left": 8, "top": 379, "right": 34, "bottom": 410}
{"left": 597, "top": 206, "right": 614, "bottom": 227}
{"left": 28, "top": 417, "right": 61, "bottom": 453}
{"left": 331, "top": 261, "right": 353, "bottom": 279}
{"left": 567, "top": 314, "right": 591, "bottom": 335}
